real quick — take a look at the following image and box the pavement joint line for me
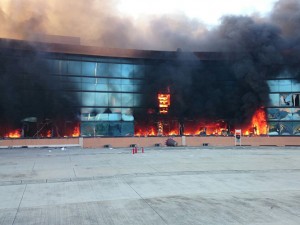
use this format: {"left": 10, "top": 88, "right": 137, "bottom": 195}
{"left": 1, "top": 168, "right": 300, "bottom": 186}
{"left": 73, "top": 168, "right": 77, "bottom": 177}
{"left": 148, "top": 164, "right": 160, "bottom": 172}
{"left": 31, "top": 161, "right": 36, "bottom": 172}
{"left": 12, "top": 184, "right": 27, "bottom": 225}
{"left": 122, "top": 176, "right": 169, "bottom": 225}
{"left": 247, "top": 191, "right": 300, "bottom": 219}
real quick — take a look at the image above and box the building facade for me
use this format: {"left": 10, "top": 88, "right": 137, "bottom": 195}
{"left": 267, "top": 73, "right": 300, "bottom": 135}
{"left": 0, "top": 38, "right": 300, "bottom": 137}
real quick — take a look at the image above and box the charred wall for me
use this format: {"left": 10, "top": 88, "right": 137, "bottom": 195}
{"left": 0, "top": 40, "right": 80, "bottom": 136}
{"left": 138, "top": 55, "right": 271, "bottom": 128}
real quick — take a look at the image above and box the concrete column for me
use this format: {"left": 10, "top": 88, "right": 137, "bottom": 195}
{"left": 182, "top": 136, "right": 186, "bottom": 146}
{"left": 79, "top": 137, "right": 84, "bottom": 148}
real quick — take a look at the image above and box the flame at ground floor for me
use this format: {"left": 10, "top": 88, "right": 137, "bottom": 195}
{"left": 135, "top": 108, "right": 268, "bottom": 137}
{"left": 2, "top": 108, "right": 299, "bottom": 138}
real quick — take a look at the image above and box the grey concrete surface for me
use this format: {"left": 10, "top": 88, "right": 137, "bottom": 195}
{"left": 0, "top": 146, "right": 300, "bottom": 224}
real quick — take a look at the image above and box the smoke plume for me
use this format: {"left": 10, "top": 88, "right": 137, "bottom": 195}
{"left": 0, "top": 0, "right": 207, "bottom": 50}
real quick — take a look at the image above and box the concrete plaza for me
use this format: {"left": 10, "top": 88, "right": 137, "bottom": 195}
{"left": 0, "top": 146, "right": 300, "bottom": 224}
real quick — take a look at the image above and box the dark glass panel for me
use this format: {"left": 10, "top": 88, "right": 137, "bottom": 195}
{"left": 82, "top": 62, "right": 96, "bottom": 76}
{"left": 121, "top": 64, "right": 134, "bottom": 78}
{"left": 68, "top": 61, "right": 81, "bottom": 75}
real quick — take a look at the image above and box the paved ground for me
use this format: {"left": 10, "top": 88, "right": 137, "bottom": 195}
{"left": 0, "top": 146, "right": 300, "bottom": 224}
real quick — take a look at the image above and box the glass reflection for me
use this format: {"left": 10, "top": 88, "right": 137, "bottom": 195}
{"left": 294, "top": 123, "right": 300, "bottom": 135}
{"left": 268, "top": 94, "right": 279, "bottom": 106}
{"left": 122, "top": 79, "right": 133, "bottom": 85}
{"left": 134, "top": 94, "right": 142, "bottom": 106}
{"left": 122, "top": 64, "right": 134, "bottom": 78}
{"left": 122, "top": 94, "right": 134, "bottom": 107}
{"left": 108, "top": 84, "right": 122, "bottom": 92}
{"left": 267, "top": 108, "right": 300, "bottom": 120}
{"left": 134, "top": 65, "right": 145, "bottom": 78}
{"left": 267, "top": 80, "right": 278, "bottom": 92}
{"left": 96, "top": 63, "right": 108, "bottom": 76}
{"left": 82, "top": 92, "right": 95, "bottom": 106}
{"left": 108, "top": 64, "right": 121, "bottom": 77}
{"left": 268, "top": 122, "right": 293, "bottom": 135}
{"left": 278, "top": 80, "right": 292, "bottom": 92}
{"left": 122, "top": 84, "right": 134, "bottom": 92}
{"left": 82, "top": 83, "right": 95, "bottom": 91}
{"left": 292, "top": 81, "right": 300, "bottom": 92}
{"left": 280, "top": 93, "right": 300, "bottom": 107}
{"left": 68, "top": 61, "right": 81, "bottom": 75}
{"left": 82, "top": 62, "right": 96, "bottom": 76}
{"left": 95, "top": 93, "right": 109, "bottom": 106}
{"left": 108, "top": 93, "right": 122, "bottom": 106}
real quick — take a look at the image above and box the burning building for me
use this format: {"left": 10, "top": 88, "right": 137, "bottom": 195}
{"left": 0, "top": 37, "right": 300, "bottom": 138}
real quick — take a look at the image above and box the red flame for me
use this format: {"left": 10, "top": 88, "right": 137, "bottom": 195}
{"left": 168, "top": 129, "right": 179, "bottom": 136}
{"left": 158, "top": 93, "right": 170, "bottom": 114}
{"left": 243, "top": 108, "right": 267, "bottom": 135}
{"left": 134, "top": 109, "right": 267, "bottom": 137}
{"left": 46, "top": 130, "right": 52, "bottom": 138}
{"left": 5, "top": 129, "right": 22, "bottom": 138}
{"left": 134, "top": 120, "right": 227, "bottom": 136}
{"left": 72, "top": 126, "right": 80, "bottom": 137}
{"left": 135, "top": 126, "right": 156, "bottom": 136}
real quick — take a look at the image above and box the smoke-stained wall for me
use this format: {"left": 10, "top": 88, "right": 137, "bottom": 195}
{"left": 140, "top": 57, "right": 269, "bottom": 127}
{"left": 0, "top": 40, "right": 80, "bottom": 136}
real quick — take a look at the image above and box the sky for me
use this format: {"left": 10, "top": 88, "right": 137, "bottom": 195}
{"left": 118, "top": 0, "right": 278, "bottom": 26}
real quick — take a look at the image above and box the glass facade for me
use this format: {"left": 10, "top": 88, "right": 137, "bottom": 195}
{"left": 46, "top": 54, "right": 148, "bottom": 136}
{"left": 266, "top": 72, "right": 300, "bottom": 135}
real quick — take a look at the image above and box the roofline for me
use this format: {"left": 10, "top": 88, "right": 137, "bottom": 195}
{"left": 0, "top": 38, "right": 226, "bottom": 61}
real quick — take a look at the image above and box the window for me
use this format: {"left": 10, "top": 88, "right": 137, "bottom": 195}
{"left": 268, "top": 94, "right": 279, "bottom": 106}
{"left": 68, "top": 61, "right": 81, "bottom": 75}
{"left": 267, "top": 80, "right": 278, "bottom": 92}
{"left": 278, "top": 80, "right": 292, "bottom": 92}
{"left": 108, "top": 64, "right": 122, "bottom": 77}
{"left": 122, "top": 94, "right": 134, "bottom": 107}
{"left": 122, "top": 64, "right": 134, "bottom": 78}
{"left": 109, "top": 93, "right": 122, "bottom": 107}
{"left": 95, "top": 93, "right": 109, "bottom": 106}
{"left": 280, "top": 93, "right": 300, "bottom": 107}
{"left": 96, "top": 63, "right": 108, "bottom": 76}
{"left": 82, "top": 62, "right": 96, "bottom": 76}
{"left": 134, "top": 94, "right": 142, "bottom": 107}
{"left": 292, "top": 80, "right": 300, "bottom": 92}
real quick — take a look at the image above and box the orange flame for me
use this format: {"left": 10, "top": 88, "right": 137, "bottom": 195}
{"left": 134, "top": 109, "right": 267, "bottom": 137}
{"left": 135, "top": 126, "right": 156, "bottom": 136}
{"left": 5, "top": 129, "right": 21, "bottom": 138}
{"left": 134, "top": 120, "right": 228, "bottom": 136}
{"left": 72, "top": 126, "right": 80, "bottom": 137}
{"left": 251, "top": 108, "right": 267, "bottom": 135}
{"left": 168, "top": 129, "right": 179, "bottom": 136}
{"left": 243, "top": 108, "right": 267, "bottom": 135}
{"left": 158, "top": 94, "right": 170, "bottom": 114}
{"left": 46, "top": 130, "right": 52, "bottom": 138}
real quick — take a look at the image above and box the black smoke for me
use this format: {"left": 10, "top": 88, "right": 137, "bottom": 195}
{"left": 270, "top": 0, "right": 300, "bottom": 79}
{"left": 0, "top": 40, "right": 80, "bottom": 137}
{"left": 140, "top": 0, "right": 300, "bottom": 126}
{"left": 140, "top": 55, "right": 271, "bottom": 126}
